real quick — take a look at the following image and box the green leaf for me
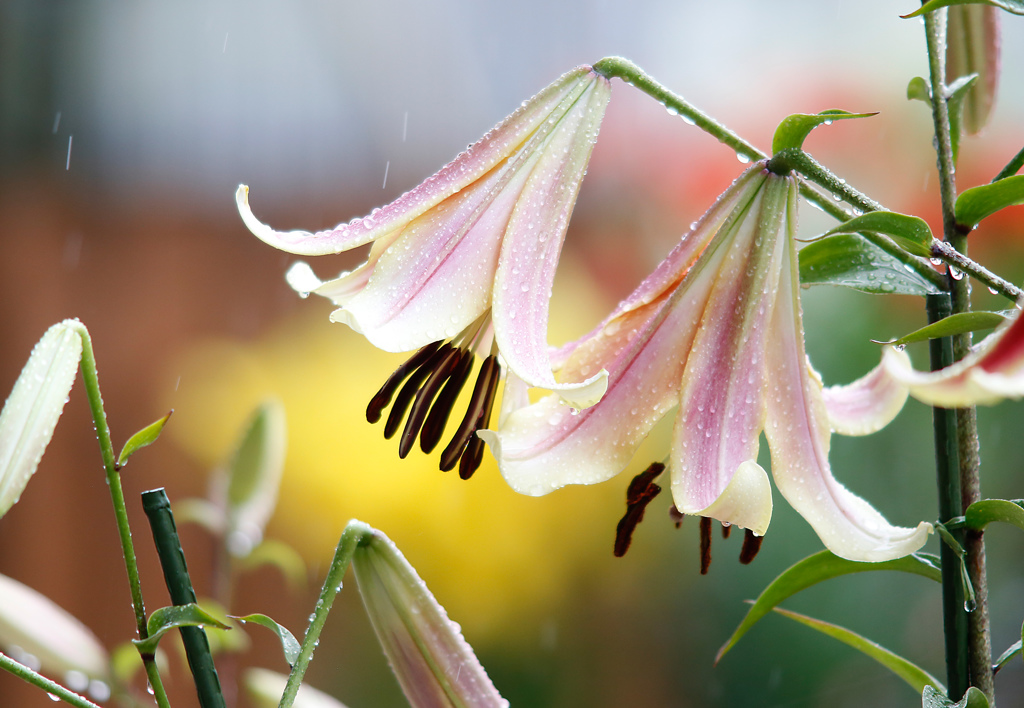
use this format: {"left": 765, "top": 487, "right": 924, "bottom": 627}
{"left": 921, "top": 685, "right": 990, "bottom": 708}
{"left": 904, "top": 0, "right": 1024, "bottom": 18}
{"left": 133, "top": 603, "right": 230, "bottom": 655}
{"left": 992, "top": 639, "right": 1021, "bottom": 674}
{"left": 0, "top": 321, "right": 82, "bottom": 519}
{"left": 116, "top": 411, "right": 172, "bottom": 468}
{"left": 798, "top": 233, "right": 937, "bottom": 296}
{"left": 881, "top": 311, "right": 1007, "bottom": 346}
{"left": 772, "top": 110, "right": 876, "bottom": 154}
{"left": 954, "top": 175, "right": 1024, "bottom": 228}
{"left": 824, "top": 211, "right": 934, "bottom": 258}
{"left": 907, "top": 76, "right": 932, "bottom": 103}
{"left": 223, "top": 399, "right": 287, "bottom": 557}
{"left": 771, "top": 606, "right": 944, "bottom": 694}
{"left": 716, "top": 550, "right": 940, "bottom": 662}
{"left": 231, "top": 613, "right": 300, "bottom": 666}
{"left": 946, "top": 74, "right": 978, "bottom": 165}
{"left": 964, "top": 499, "right": 1024, "bottom": 532}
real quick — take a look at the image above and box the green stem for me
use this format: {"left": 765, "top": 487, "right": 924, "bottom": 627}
{"left": 923, "top": 10, "right": 993, "bottom": 703}
{"left": 279, "top": 520, "right": 373, "bottom": 708}
{"left": 929, "top": 240, "right": 1022, "bottom": 301}
{"left": 66, "top": 321, "right": 171, "bottom": 708}
{"left": 993, "top": 144, "right": 1024, "bottom": 182}
{"left": 0, "top": 652, "right": 102, "bottom": 708}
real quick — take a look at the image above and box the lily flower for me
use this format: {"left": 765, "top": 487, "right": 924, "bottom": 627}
{"left": 883, "top": 304, "right": 1024, "bottom": 407}
{"left": 481, "top": 162, "right": 932, "bottom": 564}
{"left": 237, "top": 65, "right": 611, "bottom": 478}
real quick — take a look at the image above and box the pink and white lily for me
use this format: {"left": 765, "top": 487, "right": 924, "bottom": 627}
{"left": 883, "top": 304, "right": 1024, "bottom": 407}
{"left": 481, "top": 163, "right": 933, "bottom": 563}
{"left": 237, "top": 65, "right": 611, "bottom": 477}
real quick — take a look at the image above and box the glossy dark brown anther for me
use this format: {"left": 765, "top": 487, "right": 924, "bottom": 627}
{"left": 439, "top": 354, "right": 500, "bottom": 472}
{"left": 699, "top": 517, "right": 713, "bottom": 575}
{"left": 668, "top": 505, "right": 685, "bottom": 529}
{"left": 613, "top": 462, "right": 665, "bottom": 557}
{"left": 459, "top": 436, "right": 486, "bottom": 480}
{"left": 398, "top": 346, "right": 463, "bottom": 458}
{"left": 420, "top": 351, "right": 474, "bottom": 454}
{"left": 384, "top": 344, "right": 452, "bottom": 440}
{"left": 367, "top": 341, "right": 443, "bottom": 423}
{"left": 738, "top": 529, "right": 764, "bottom": 565}
{"left": 721, "top": 523, "right": 732, "bottom": 539}
{"left": 457, "top": 356, "right": 501, "bottom": 479}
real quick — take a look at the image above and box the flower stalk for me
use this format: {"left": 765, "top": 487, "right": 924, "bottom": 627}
{"left": 0, "top": 651, "right": 102, "bottom": 708}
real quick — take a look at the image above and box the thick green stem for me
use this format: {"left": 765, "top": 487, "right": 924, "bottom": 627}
{"left": 923, "top": 10, "right": 993, "bottom": 703}
{"left": 0, "top": 651, "right": 102, "bottom": 708}
{"left": 67, "top": 322, "right": 171, "bottom": 708}
{"left": 279, "top": 520, "right": 373, "bottom": 708}
{"left": 927, "top": 293, "right": 970, "bottom": 700}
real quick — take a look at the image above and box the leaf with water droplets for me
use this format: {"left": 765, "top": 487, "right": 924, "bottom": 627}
{"left": 230, "top": 613, "right": 300, "bottom": 666}
{"left": 716, "top": 550, "right": 941, "bottom": 662}
{"left": 881, "top": 311, "right": 1008, "bottom": 346}
{"left": 954, "top": 175, "right": 1024, "bottom": 228}
{"left": 0, "top": 321, "right": 82, "bottom": 519}
{"left": 823, "top": 211, "right": 934, "bottom": 258}
{"left": 770, "top": 606, "right": 944, "bottom": 694}
{"left": 798, "top": 233, "right": 936, "bottom": 296}
{"left": 133, "top": 604, "right": 230, "bottom": 655}
{"left": 921, "top": 686, "right": 990, "bottom": 708}
{"left": 117, "top": 411, "right": 172, "bottom": 468}
{"left": 904, "top": 0, "right": 1024, "bottom": 19}
{"left": 771, "top": 109, "right": 876, "bottom": 154}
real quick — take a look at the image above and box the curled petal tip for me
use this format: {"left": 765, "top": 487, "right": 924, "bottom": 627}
{"left": 676, "top": 460, "right": 773, "bottom": 536}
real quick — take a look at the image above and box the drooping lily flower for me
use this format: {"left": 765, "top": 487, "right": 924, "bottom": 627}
{"left": 481, "top": 162, "right": 932, "bottom": 563}
{"left": 883, "top": 304, "right": 1024, "bottom": 407}
{"left": 237, "top": 66, "right": 611, "bottom": 478}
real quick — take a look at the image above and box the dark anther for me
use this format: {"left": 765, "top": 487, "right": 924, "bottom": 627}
{"left": 738, "top": 529, "right": 764, "bottom": 564}
{"left": 721, "top": 523, "right": 732, "bottom": 539}
{"left": 440, "top": 354, "right": 501, "bottom": 474}
{"left": 383, "top": 344, "right": 453, "bottom": 440}
{"left": 420, "top": 351, "right": 474, "bottom": 453}
{"left": 398, "top": 346, "right": 463, "bottom": 458}
{"left": 613, "top": 463, "right": 666, "bottom": 557}
{"left": 367, "top": 341, "right": 443, "bottom": 423}
{"left": 699, "top": 517, "right": 713, "bottom": 575}
{"left": 668, "top": 505, "right": 684, "bottom": 529}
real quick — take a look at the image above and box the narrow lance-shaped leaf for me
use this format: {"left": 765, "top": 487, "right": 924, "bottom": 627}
{"left": 0, "top": 320, "right": 82, "bottom": 519}
{"left": 798, "top": 233, "right": 936, "bottom": 296}
{"left": 231, "top": 613, "right": 300, "bottom": 666}
{"left": 132, "top": 603, "right": 230, "bottom": 655}
{"left": 117, "top": 411, "right": 173, "bottom": 468}
{"left": 881, "top": 311, "right": 1008, "bottom": 347}
{"left": 904, "top": 0, "right": 1023, "bottom": 17}
{"left": 954, "top": 175, "right": 1024, "bottom": 228}
{"left": 716, "top": 550, "right": 941, "bottom": 662}
{"left": 823, "top": 211, "right": 934, "bottom": 258}
{"left": 353, "top": 527, "right": 506, "bottom": 708}
{"left": 772, "top": 110, "right": 876, "bottom": 154}
{"left": 946, "top": 74, "right": 979, "bottom": 164}
{"left": 991, "top": 638, "right": 1021, "bottom": 674}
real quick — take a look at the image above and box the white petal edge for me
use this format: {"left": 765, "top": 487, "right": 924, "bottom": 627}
{"left": 822, "top": 350, "right": 910, "bottom": 436}
{"left": 677, "top": 459, "right": 773, "bottom": 535}
{"left": 244, "top": 668, "right": 349, "bottom": 708}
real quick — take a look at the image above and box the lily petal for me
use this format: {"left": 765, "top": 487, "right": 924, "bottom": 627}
{"left": 821, "top": 351, "right": 911, "bottom": 436}
{"left": 766, "top": 211, "right": 931, "bottom": 562}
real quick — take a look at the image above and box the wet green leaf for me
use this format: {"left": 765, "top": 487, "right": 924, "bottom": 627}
{"left": 716, "top": 550, "right": 940, "bottom": 662}
{"left": 963, "top": 499, "right": 1024, "bottom": 532}
{"left": 907, "top": 76, "right": 932, "bottom": 103}
{"left": 905, "top": 0, "right": 1024, "bottom": 18}
{"left": 231, "top": 613, "right": 300, "bottom": 666}
{"left": 921, "top": 685, "right": 990, "bottom": 708}
{"left": 881, "top": 311, "right": 1007, "bottom": 346}
{"left": 955, "top": 175, "right": 1024, "bottom": 228}
{"left": 0, "top": 321, "right": 82, "bottom": 519}
{"left": 771, "top": 606, "right": 943, "bottom": 694}
{"left": 824, "top": 211, "right": 934, "bottom": 257}
{"left": 772, "top": 110, "right": 876, "bottom": 154}
{"left": 946, "top": 74, "right": 978, "bottom": 164}
{"left": 992, "top": 639, "right": 1021, "bottom": 674}
{"left": 798, "top": 233, "right": 936, "bottom": 296}
{"left": 133, "top": 604, "right": 229, "bottom": 655}
{"left": 117, "top": 411, "right": 172, "bottom": 468}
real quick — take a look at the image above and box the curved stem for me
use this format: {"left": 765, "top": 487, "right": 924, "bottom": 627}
{"left": 67, "top": 322, "right": 171, "bottom": 708}
{"left": 0, "top": 652, "right": 102, "bottom": 708}
{"left": 279, "top": 520, "right": 373, "bottom": 708}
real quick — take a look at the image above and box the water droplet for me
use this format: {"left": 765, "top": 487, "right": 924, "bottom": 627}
{"left": 964, "top": 598, "right": 977, "bottom": 613}
{"left": 736, "top": 153, "right": 751, "bottom": 164}
{"left": 48, "top": 693, "right": 60, "bottom": 702}
{"left": 949, "top": 266, "right": 963, "bottom": 280}
{"left": 988, "top": 286, "right": 998, "bottom": 295}
{"left": 929, "top": 257, "right": 943, "bottom": 266}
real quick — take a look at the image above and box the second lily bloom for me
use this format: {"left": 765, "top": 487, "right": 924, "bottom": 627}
{"left": 482, "top": 162, "right": 932, "bottom": 563}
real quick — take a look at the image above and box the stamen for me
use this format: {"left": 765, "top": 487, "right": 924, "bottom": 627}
{"left": 383, "top": 344, "right": 452, "bottom": 439}
{"left": 440, "top": 354, "right": 501, "bottom": 473}
{"left": 613, "top": 462, "right": 665, "bottom": 557}
{"left": 398, "top": 346, "right": 463, "bottom": 458}
{"left": 420, "top": 351, "right": 474, "bottom": 453}
{"left": 668, "top": 505, "right": 685, "bottom": 529}
{"left": 738, "top": 529, "right": 764, "bottom": 564}
{"left": 699, "top": 517, "right": 713, "bottom": 575}
{"left": 457, "top": 355, "right": 502, "bottom": 479}
{"left": 367, "top": 341, "right": 443, "bottom": 423}
{"left": 721, "top": 523, "right": 731, "bottom": 539}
